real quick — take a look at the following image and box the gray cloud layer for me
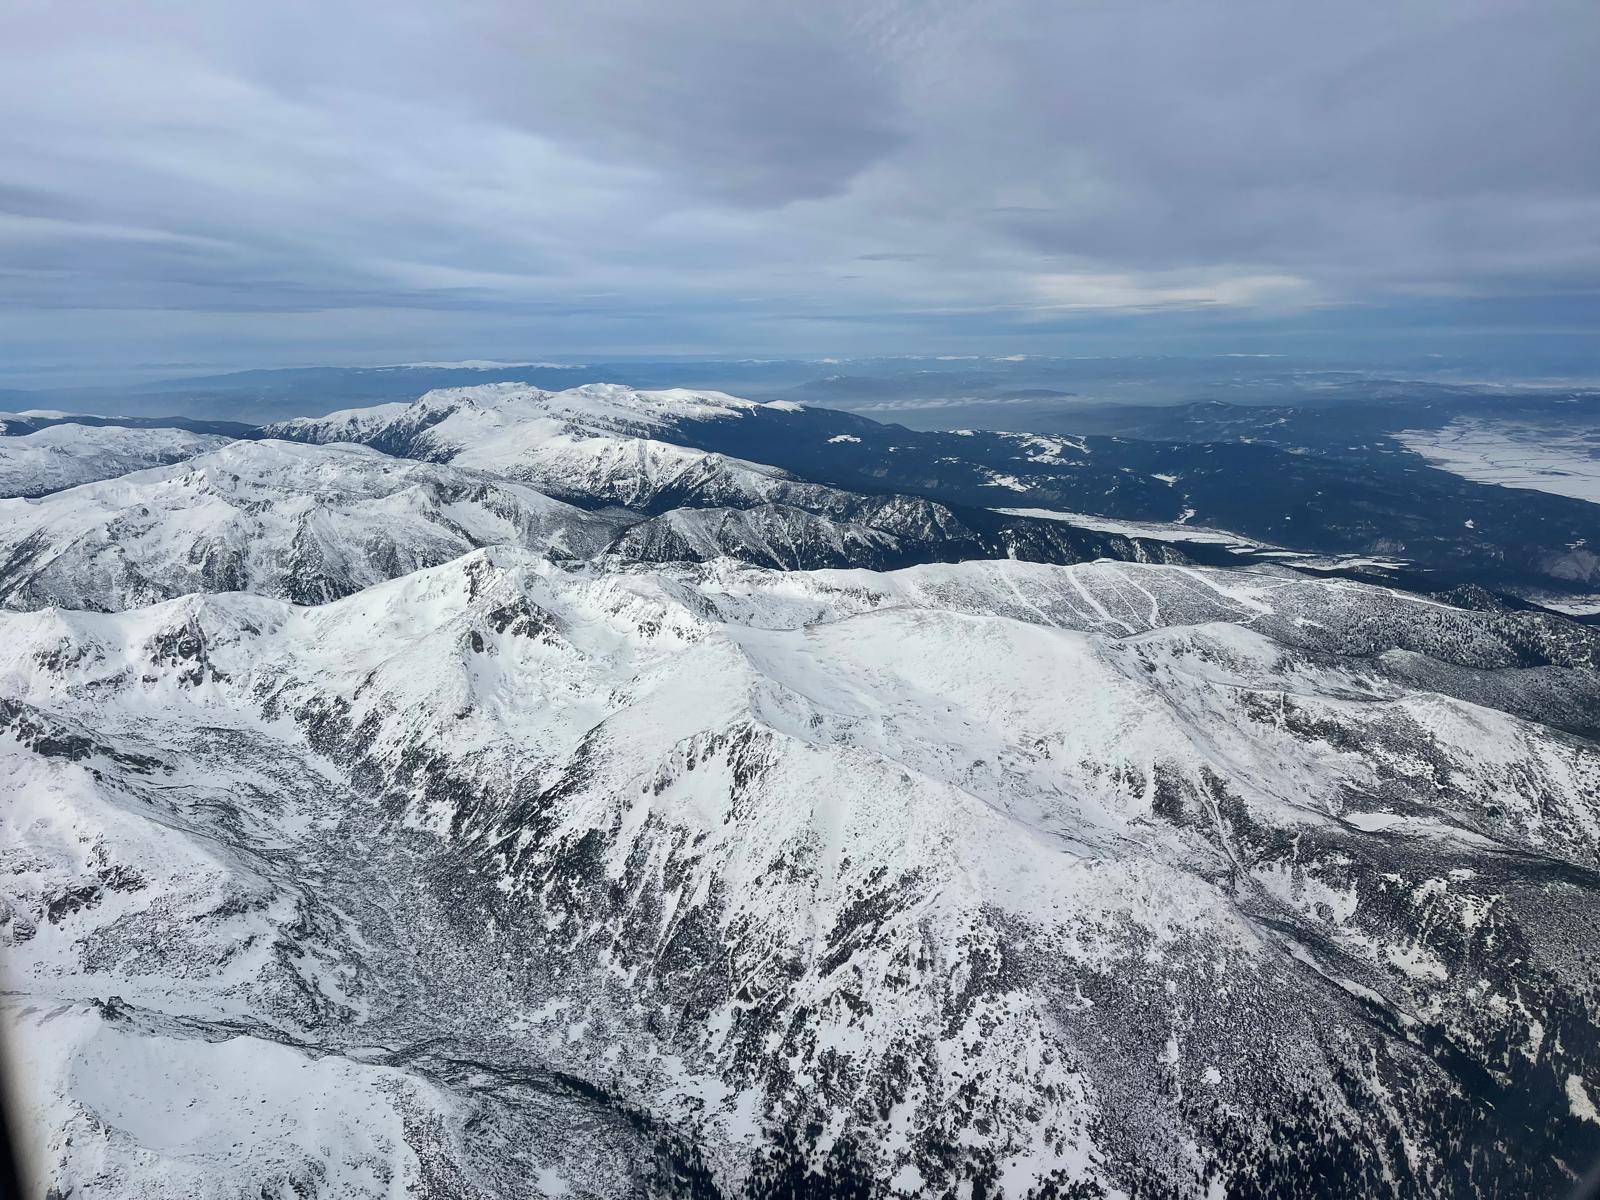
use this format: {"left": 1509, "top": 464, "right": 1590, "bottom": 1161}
{"left": 2, "top": 0, "right": 1597, "bottom": 376}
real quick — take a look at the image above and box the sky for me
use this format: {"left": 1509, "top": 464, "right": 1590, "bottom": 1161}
{"left": 2, "top": 0, "right": 1598, "bottom": 385}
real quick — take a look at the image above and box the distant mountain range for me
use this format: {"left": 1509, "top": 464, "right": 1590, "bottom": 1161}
{"left": 257, "top": 381, "right": 1600, "bottom": 604}
{"left": 8, "top": 375, "right": 1594, "bottom": 603}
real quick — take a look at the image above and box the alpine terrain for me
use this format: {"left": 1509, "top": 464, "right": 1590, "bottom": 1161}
{"left": 4, "top": 385, "right": 1599, "bottom": 1199}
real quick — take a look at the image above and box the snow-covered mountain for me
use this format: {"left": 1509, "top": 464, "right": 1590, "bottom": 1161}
{"left": 266, "top": 383, "right": 799, "bottom": 511}
{"left": 267, "top": 383, "right": 1198, "bottom": 576}
{"left": 0, "top": 439, "right": 618, "bottom": 610}
{"left": 0, "top": 423, "right": 230, "bottom": 498}
{"left": 0, "top": 436, "right": 1190, "bottom": 611}
{"left": 4, "top": 380, "right": 1600, "bottom": 1198}
{"left": 264, "top": 381, "right": 1600, "bottom": 601}
{"left": 4, "top": 544, "right": 1598, "bottom": 1197}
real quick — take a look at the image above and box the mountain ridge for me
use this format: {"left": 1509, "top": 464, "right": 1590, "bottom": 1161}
{"left": 263, "top": 382, "right": 1600, "bottom": 603}
{"left": 3, "top": 379, "right": 1599, "bottom": 1198}
{"left": 6, "top": 545, "right": 1600, "bottom": 1195}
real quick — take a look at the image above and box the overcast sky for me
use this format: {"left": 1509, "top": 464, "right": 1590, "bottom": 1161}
{"left": 3, "top": 0, "right": 1598, "bottom": 382}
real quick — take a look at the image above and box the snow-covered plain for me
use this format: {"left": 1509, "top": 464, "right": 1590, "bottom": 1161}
{"left": 993, "top": 505, "right": 1269, "bottom": 549}
{"left": 1397, "top": 416, "right": 1600, "bottom": 504}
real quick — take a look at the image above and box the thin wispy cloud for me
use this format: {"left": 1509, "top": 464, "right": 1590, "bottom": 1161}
{"left": 1, "top": 0, "right": 1596, "bottom": 377}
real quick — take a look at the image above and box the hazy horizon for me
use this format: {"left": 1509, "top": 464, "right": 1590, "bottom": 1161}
{"left": 3, "top": 0, "right": 1597, "bottom": 385}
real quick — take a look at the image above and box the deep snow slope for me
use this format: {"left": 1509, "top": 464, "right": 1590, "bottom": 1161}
{"left": 4, "top": 547, "right": 1598, "bottom": 1198}
{"left": 0, "top": 423, "right": 230, "bottom": 498}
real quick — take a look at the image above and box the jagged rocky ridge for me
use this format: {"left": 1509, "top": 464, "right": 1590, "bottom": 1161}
{"left": 4, "top": 545, "right": 1599, "bottom": 1197}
